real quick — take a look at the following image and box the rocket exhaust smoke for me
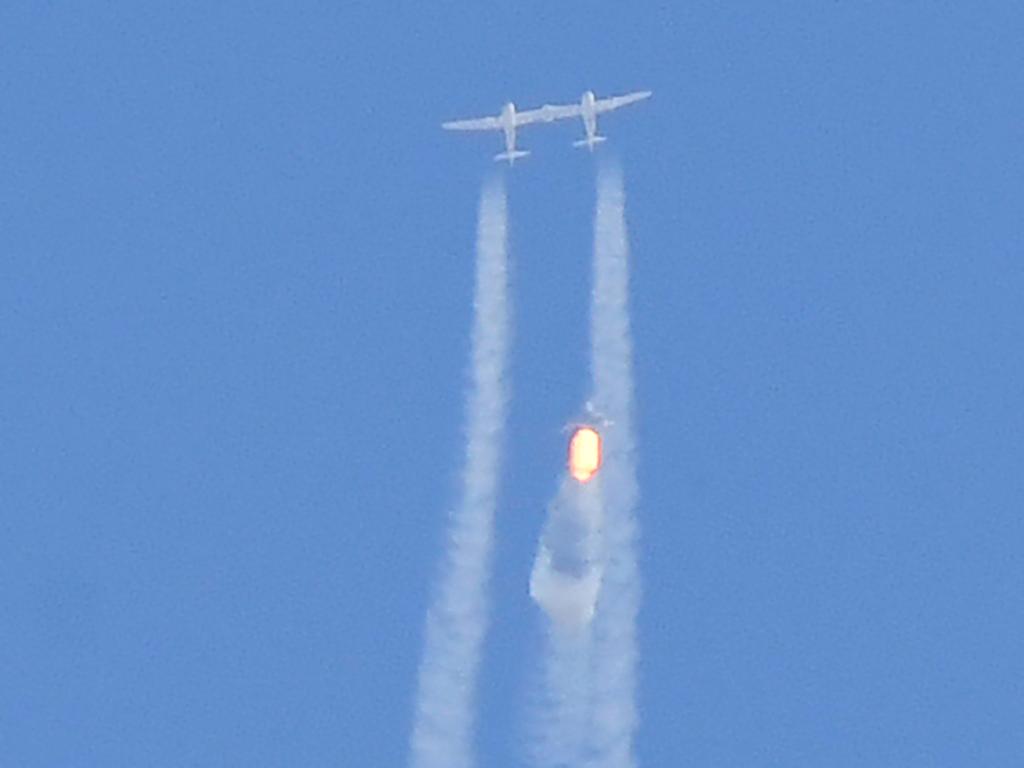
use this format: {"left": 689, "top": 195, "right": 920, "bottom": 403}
{"left": 410, "top": 177, "right": 510, "bottom": 768}
{"left": 529, "top": 162, "right": 640, "bottom": 768}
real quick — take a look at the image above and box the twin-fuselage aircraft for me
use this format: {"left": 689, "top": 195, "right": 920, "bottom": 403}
{"left": 442, "top": 90, "right": 651, "bottom": 165}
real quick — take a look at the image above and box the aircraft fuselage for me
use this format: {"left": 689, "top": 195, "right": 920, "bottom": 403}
{"left": 580, "top": 90, "right": 598, "bottom": 141}
{"left": 501, "top": 102, "right": 517, "bottom": 156}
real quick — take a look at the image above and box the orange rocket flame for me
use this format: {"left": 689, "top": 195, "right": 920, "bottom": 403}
{"left": 568, "top": 426, "right": 602, "bottom": 483}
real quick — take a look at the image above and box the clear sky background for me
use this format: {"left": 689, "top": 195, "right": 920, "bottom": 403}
{"left": 3, "top": 2, "right": 1023, "bottom": 766}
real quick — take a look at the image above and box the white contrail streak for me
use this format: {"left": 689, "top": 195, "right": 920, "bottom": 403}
{"left": 529, "top": 162, "right": 640, "bottom": 768}
{"left": 584, "top": 161, "right": 640, "bottom": 768}
{"left": 529, "top": 618, "right": 593, "bottom": 768}
{"left": 528, "top": 474, "right": 601, "bottom": 768}
{"left": 410, "top": 177, "right": 510, "bottom": 768}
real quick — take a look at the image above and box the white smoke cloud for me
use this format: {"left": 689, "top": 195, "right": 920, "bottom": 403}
{"left": 410, "top": 177, "right": 510, "bottom": 768}
{"left": 528, "top": 475, "right": 602, "bottom": 768}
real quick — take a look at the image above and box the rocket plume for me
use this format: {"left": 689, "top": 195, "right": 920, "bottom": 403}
{"left": 410, "top": 177, "right": 510, "bottom": 768}
{"left": 568, "top": 427, "right": 603, "bottom": 483}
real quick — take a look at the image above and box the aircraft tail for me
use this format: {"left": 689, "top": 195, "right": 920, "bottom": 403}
{"left": 573, "top": 135, "right": 607, "bottom": 151}
{"left": 494, "top": 149, "right": 530, "bottom": 165}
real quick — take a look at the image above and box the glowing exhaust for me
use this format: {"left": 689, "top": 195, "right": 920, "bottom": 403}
{"left": 568, "top": 426, "right": 602, "bottom": 483}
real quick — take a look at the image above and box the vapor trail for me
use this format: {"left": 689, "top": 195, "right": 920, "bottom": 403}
{"left": 528, "top": 473, "right": 601, "bottom": 768}
{"left": 529, "top": 162, "right": 640, "bottom": 768}
{"left": 529, "top": 618, "right": 593, "bottom": 768}
{"left": 583, "top": 161, "right": 640, "bottom": 768}
{"left": 410, "top": 177, "right": 510, "bottom": 768}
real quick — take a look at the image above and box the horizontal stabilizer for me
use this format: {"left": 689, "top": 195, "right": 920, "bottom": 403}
{"left": 494, "top": 149, "right": 530, "bottom": 165}
{"left": 573, "top": 135, "right": 607, "bottom": 151}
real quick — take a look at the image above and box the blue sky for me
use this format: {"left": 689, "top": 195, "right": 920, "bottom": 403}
{"left": 2, "top": 2, "right": 1023, "bottom": 765}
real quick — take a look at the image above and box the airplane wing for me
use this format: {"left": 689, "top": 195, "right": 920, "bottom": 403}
{"left": 594, "top": 90, "right": 652, "bottom": 114}
{"left": 442, "top": 116, "right": 502, "bottom": 131}
{"left": 515, "top": 103, "right": 581, "bottom": 126}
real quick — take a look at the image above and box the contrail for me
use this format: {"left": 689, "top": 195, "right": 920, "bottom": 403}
{"left": 528, "top": 612, "right": 593, "bottom": 768}
{"left": 529, "top": 162, "right": 640, "bottom": 768}
{"left": 410, "top": 177, "right": 510, "bottom": 768}
{"left": 583, "top": 162, "right": 640, "bottom": 768}
{"left": 528, "top": 474, "right": 601, "bottom": 768}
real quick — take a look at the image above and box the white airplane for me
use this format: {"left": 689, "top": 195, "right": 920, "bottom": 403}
{"left": 558, "top": 90, "right": 652, "bottom": 151}
{"left": 442, "top": 90, "right": 651, "bottom": 163}
{"left": 442, "top": 101, "right": 570, "bottom": 165}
